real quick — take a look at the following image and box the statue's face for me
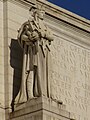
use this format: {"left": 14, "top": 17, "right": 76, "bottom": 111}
{"left": 29, "top": 8, "right": 36, "bottom": 20}
{"left": 38, "top": 10, "right": 44, "bottom": 20}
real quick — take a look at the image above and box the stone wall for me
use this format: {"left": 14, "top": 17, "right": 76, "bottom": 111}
{"left": 3, "top": 1, "right": 31, "bottom": 119}
{"left": 1, "top": 0, "right": 33, "bottom": 119}
{"left": 0, "top": 0, "right": 5, "bottom": 119}
{"left": 45, "top": 14, "right": 90, "bottom": 120}
{"left": 5, "top": 0, "right": 29, "bottom": 108}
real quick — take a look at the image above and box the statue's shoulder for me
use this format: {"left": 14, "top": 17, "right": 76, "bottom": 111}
{"left": 18, "top": 20, "right": 30, "bottom": 35}
{"left": 17, "top": 21, "right": 28, "bottom": 48}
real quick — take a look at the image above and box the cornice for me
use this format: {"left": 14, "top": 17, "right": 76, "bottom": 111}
{"left": 4, "top": 0, "right": 90, "bottom": 33}
{"left": 37, "top": 0, "right": 90, "bottom": 33}
{"left": 3, "top": 0, "right": 36, "bottom": 9}
{"left": 46, "top": 21, "right": 90, "bottom": 49}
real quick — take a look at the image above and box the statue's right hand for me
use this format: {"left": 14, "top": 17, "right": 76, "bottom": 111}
{"left": 31, "top": 31, "right": 39, "bottom": 41}
{"left": 21, "top": 35, "right": 30, "bottom": 42}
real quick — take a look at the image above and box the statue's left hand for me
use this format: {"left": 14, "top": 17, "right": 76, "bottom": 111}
{"left": 31, "top": 31, "right": 39, "bottom": 41}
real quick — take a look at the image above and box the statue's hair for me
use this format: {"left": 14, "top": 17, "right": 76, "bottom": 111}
{"left": 29, "top": 6, "right": 36, "bottom": 12}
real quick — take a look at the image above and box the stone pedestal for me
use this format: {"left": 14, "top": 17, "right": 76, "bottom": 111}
{"left": 10, "top": 97, "right": 73, "bottom": 120}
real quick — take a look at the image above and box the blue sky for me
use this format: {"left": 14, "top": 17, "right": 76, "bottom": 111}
{"left": 48, "top": 0, "right": 90, "bottom": 20}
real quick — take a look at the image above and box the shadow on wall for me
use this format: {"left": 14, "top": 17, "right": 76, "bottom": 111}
{"left": 10, "top": 39, "right": 23, "bottom": 112}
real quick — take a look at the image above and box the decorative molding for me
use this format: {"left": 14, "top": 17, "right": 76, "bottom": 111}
{"left": 4, "top": 0, "right": 90, "bottom": 49}
{"left": 44, "top": 14, "right": 90, "bottom": 49}
{"left": 4, "top": 0, "right": 90, "bottom": 33}
{"left": 46, "top": 22, "right": 90, "bottom": 49}
{"left": 37, "top": 0, "right": 90, "bottom": 32}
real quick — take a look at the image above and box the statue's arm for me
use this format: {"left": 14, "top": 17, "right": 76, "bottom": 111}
{"left": 21, "top": 34, "right": 30, "bottom": 42}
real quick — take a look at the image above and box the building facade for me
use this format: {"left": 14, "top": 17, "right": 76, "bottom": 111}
{"left": 0, "top": 0, "right": 90, "bottom": 120}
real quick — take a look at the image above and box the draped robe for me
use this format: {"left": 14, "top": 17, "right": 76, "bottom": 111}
{"left": 15, "top": 18, "right": 53, "bottom": 105}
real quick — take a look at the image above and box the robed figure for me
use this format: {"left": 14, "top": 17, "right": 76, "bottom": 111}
{"left": 15, "top": 7, "right": 53, "bottom": 105}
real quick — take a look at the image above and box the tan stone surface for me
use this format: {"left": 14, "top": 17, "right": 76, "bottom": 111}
{"left": 44, "top": 4, "right": 90, "bottom": 119}
{"left": 0, "top": 1, "right": 5, "bottom": 120}
{"left": 0, "top": 0, "right": 90, "bottom": 120}
{"left": 10, "top": 97, "right": 70, "bottom": 120}
{"left": 6, "top": 1, "right": 30, "bottom": 109}
{"left": 45, "top": 0, "right": 90, "bottom": 32}
{"left": 0, "top": 108, "right": 5, "bottom": 120}
{"left": 49, "top": 34, "right": 90, "bottom": 120}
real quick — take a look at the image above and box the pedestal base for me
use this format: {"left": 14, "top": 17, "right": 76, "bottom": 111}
{"left": 10, "top": 97, "right": 74, "bottom": 120}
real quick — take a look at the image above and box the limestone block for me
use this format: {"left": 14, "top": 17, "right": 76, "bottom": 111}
{"left": 0, "top": 64, "right": 4, "bottom": 74}
{"left": 8, "top": 19, "right": 21, "bottom": 32}
{"left": 8, "top": 10, "right": 28, "bottom": 25}
{"left": 49, "top": 34, "right": 90, "bottom": 120}
{"left": 0, "top": 38, "right": 3, "bottom": 46}
{"left": 8, "top": 66, "right": 14, "bottom": 77}
{"left": 0, "top": 2, "right": 3, "bottom": 48}
{"left": 0, "top": 46, "right": 4, "bottom": 56}
{"left": 5, "top": 28, "right": 17, "bottom": 39}
{"left": 0, "top": 1, "right": 3, "bottom": 11}
{"left": 7, "top": 1, "right": 29, "bottom": 18}
{"left": 0, "top": 93, "right": 4, "bottom": 102}
{"left": 0, "top": 19, "right": 3, "bottom": 28}
{"left": 0, "top": 83, "right": 4, "bottom": 93}
{"left": 0, "top": 10, "right": 3, "bottom": 18}
{"left": 5, "top": 94, "right": 13, "bottom": 107}
{"left": 45, "top": 14, "right": 90, "bottom": 47}
{"left": 0, "top": 94, "right": 4, "bottom": 107}
{"left": 10, "top": 97, "right": 70, "bottom": 120}
{"left": 0, "top": 55, "right": 7, "bottom": 67}
{"left": 0, "top": 108, "right": 5, "bottom": 120}
{"left": 0, "top": 19, "right": 3, "bottom": 46}
{"left": 0, "top": 54, "right": 8, "bottom": 67}
{"left": 0, "top": 74, "right": 4, "bottom": 83}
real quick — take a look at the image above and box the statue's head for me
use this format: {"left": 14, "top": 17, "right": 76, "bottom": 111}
{"left": 37, "top": 10, "right": 45, "bottom": 20}
{"left": 29, "top": 5, "right": 45, "bottom": 20}
{"left": 29, "top": 6, "right": 37, "bottom": 20}
{"left": 37, "top": 5, "right": 45, "bottom": 20}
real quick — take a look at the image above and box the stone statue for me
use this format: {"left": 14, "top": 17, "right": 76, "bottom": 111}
{"left": 15, "top": 6, "right": 53, "bottom": 104}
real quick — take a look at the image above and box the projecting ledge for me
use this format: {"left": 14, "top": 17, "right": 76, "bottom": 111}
{"left": 9, "top": 97, "right": 75, "bottom": 120}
